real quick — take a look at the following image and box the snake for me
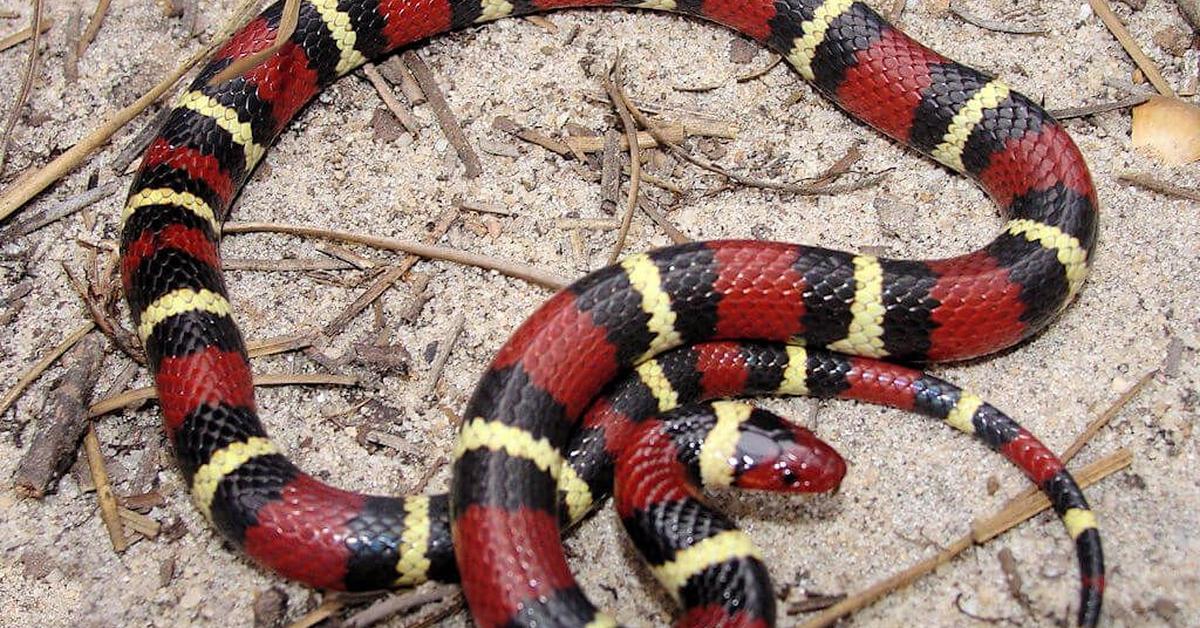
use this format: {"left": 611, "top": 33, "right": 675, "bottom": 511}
{"left": 116, "top": 0, "right": 1106, "bottom": 624}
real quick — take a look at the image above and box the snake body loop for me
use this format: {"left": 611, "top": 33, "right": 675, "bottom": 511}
{"left": 118, "top": 0, "right": 1104, "bottom": 625}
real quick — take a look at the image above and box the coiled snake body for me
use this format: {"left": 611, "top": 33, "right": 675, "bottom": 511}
{"left": 119, "top": 0, "right": 1105, "bottom": 625}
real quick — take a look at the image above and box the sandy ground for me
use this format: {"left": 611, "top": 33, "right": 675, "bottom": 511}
{"left": 0, "top": 0, "right": 1197, "bottom": 625}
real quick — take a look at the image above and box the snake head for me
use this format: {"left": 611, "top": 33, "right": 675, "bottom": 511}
{"left": 730, "top": 408, "right": 845, "bottom": 493}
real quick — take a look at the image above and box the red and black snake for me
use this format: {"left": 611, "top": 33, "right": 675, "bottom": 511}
{"left": 118, "top": 0, "right": 1105, "bottom": 624}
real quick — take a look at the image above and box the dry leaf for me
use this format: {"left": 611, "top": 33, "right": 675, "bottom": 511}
{"left": 1132, "top": 95, "right": 1200, "bottom": 165}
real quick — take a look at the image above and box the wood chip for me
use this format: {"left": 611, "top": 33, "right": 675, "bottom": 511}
{"left": 253, "top": 587, "right": 290, "bottom": 628}
{"left": 119, "top": 506, "right": 161, "bottom": 538}
{"left": 13, "top": 334, "right": 104, "bottom": 498}
{"left": 997, "top": 547, "right": 1034, "bottom": 616}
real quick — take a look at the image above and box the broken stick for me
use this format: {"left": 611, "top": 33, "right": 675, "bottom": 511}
{"left": 13, "top": 334, "right": 105, "bottom": 498}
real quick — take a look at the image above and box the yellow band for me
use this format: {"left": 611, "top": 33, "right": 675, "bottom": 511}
{"left": 454, "top": 418, "right": 565, "bottom": 480}
{"left": 826, "top": 255, "right": 888, "bottom": 358}
{"left": 192, "top": 437, "right": 278, "bottom": 519}
{"left": 931, "top": 80, "right": 1011, "bottom": 172}
{"left": 137, "top": 288, "right": 231, "bottom": 342}
{"left": 177, "top": 90, "right": 265, "bottom": 169}
{"left": 652, "top": 530, "right": 762, "bottom": 598}
{"left": 622, "top": 253, "right": 683, "bottom": 362}
{"left": 394, "top": 496, "right": 432, "bottom": 586}
{"left": 1063, "top": 508, "right": 1098, "bottom": 540}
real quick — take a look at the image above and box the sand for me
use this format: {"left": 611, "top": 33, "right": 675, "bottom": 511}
{"left": 0, "top": 0, "right": 1197, "bottom": 625}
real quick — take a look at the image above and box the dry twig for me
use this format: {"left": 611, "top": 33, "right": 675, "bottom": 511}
{"left": 800, "top": 449, "right": 1132, "bottom": 627}
{"left": 456, "top": 198, "right": 513, "bottom": 217}
{"left": 119, "top": 506, "right": 161, "bottom": 538}
{"left": 88, "top": 373, "right": 359, "bottom": 418}
{"left": 424, "top": 312, "right": 465, "bottom": 396}
{"left": 111, "top": 107, "right": 173, "bottom": 173}
{"left": 363, "top": 63, "right": 420, "bottom": 137}
{"left": 800, "top": 375, "right": 1148, "bottom": 626}
{"left": 556, "top": 218, "right": 619, "bottom": 231}
{"left": 222, "top": 222, "right": 570, "bottom": 289}
{"left": 84, "top": 423, "right": 127, "bottom": 551}
{"left": 0, "top": 181, "right": 120, "bottom": 240}
{"left": 342, "top": 584, "right": 460, "bottom": 628}
{"left": 949, "top": 4, "right": 1047, "bottom": 34}
{"left": 619, "top": 95, "right": 884, "bottom": 195}
{"left": 316, "top": 243, "right": 377, "bottom": 269}
{"left": 1061, "top": 369, "right": 1155, "bottom": 462}
{"left": 207, "top": 0, "right": 300, "bottom": 85}
{"left": 639, "top": 199, "right": 690, "bottom": 244}
{"left": 0, "top": 0, "right": 45, "bottom": 175}
{"left": 286, "top": 596, "right": 343, "bottom": 628}
{"left": 599, "top": 130, "right": 622, "bottom": 215}
{"left": 246, "top": 331, "right": 318, "bottom": 358}
{"left": 77, "top": 0, "right": 111, "bottom": 56}
{"left": 1088, "top": 0, "right": 1174, "bottom": 96}
{"left": 1049, "top": 93, "right": 1151, "bottom": 119}
{"left": 0, "top": 0, "right": 260, "bottom": 220}
{"left": 737, "top": 54, "right": 782, "bottom": 82}
{"left": 0, "top": 322, "right": 95, "bottom": 418}
{"left": 632, "top": 170, "right": 684, "bottom": 194}
{"left": 63, "top": 262, "right": 144, "bottom": 364}
{"left": 0, "top": 14, "right": 51, "bottom": 53}
{"left": 13, "top": 334, "right": 105, "bottom": 498}
{"left": 63, "top": 5, "right": 81, "bottom": 83}
{"left": 323, "top": 207, "right": 458, "bottom": 336}
{"left": 401, "top": 51, "right": 482, "bottom": 178}
{"left": 603, "top": 58, "right": 643, "bottom": 264}
{"left": 1118, "top": 172, "right": 1200, "bottom": 201}
{"left": 972, "top": 449, "right": 1132, "bottom": 543}
{"left": 563, "top": 121, "right": 736, "bottom": 153}
{"left": 492, "top": 116, "right": 572, "bottom": 157}
{"left": 225, "top": 257, "right": 353, "bottom": 272}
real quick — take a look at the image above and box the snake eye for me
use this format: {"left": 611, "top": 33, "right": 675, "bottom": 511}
{"left": 781, "top": 468, "right": 797, "bottom": 487}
